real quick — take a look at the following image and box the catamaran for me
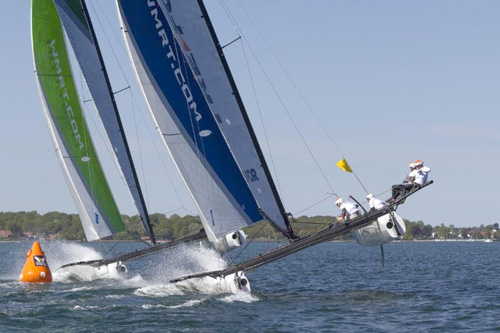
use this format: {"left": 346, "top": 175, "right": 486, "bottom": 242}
{"left": 32, "top": 0, "right": 431, "bottom": 292}
{"left": 115, "top": 0, "right": 431, "bottom": 290}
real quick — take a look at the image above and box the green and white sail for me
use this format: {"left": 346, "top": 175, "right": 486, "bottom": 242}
{"left": 32, "top": 0, "right": 124, "bottom": 241}
{"left": 53, "top": 0, "right": 156, "bottom": 244}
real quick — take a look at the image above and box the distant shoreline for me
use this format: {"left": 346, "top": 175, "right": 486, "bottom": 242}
{"left": 1, "top": 238, "right": 495, "bottom": 244}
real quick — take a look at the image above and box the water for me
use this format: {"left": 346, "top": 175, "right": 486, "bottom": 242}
{"left": 1, "top": 240, "right": 499, "bottom": 332}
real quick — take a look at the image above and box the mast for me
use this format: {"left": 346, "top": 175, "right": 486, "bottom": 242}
{"left": 75, "top": 0, "right": 156, "bottom": 244}
{"left": 196, "top": 0, "right": 296, "bottom": 239}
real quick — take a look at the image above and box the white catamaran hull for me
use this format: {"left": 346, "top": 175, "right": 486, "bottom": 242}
{"left": 220, "top": 271, "right": 251, "bottom": 294}
{"left": 58, "top": 262, "right": 128, "bottom": 281}
{"left": 353, "top": 212, "right": 406, "bottom": 246}
{"left": 213, "top": 230, "right": 247, "bottom": 252}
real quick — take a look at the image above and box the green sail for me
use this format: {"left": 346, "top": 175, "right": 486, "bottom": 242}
{"left": 32, "top": 0, "right": 124, "bottom": 240}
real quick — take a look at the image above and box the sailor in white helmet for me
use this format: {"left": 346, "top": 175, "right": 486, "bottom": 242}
{"left": 366, "top": 193, "right": 386, "bottom": 211}
{"left": 413, "top": 160, "right": 431, "bottom": 185}
{"left": 405, "top": 162, "right": 418, "bottom": 183}
{"left": 391, "top": 160, "right": 421, "bottom": 201}
{"left": 335, "top": 197, "right": 361, "bottom": 224}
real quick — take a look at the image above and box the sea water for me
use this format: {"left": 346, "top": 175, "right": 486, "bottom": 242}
{"left": 1, "top": 240, "right": 498, "bottom": 332}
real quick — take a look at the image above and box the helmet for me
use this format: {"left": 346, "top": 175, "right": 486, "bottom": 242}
{"left": 415, "top": 160, "right": 424, "bottom": 167}
{"left": 335, "top": 197, "right": 343, "bottom": 205}
{"left": 366, "top": 194, "right": 374, "bottom": 200}
{"left": 409, "top": 162, "right": 416, "bottom": 168}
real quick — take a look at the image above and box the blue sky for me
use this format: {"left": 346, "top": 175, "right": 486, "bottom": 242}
{"left": 1, "top": 1, "right": 499, "bottom": 228}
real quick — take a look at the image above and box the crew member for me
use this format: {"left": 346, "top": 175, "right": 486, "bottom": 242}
{"left": 391, "top": 161, "right": 420, "bottom": 201}
{"left": 367, "top": 193, "right": 386, "bottom": 210}
{"left": 405, "top": 162, "right": 418, "bottom": 183}
{"left": 413, "top": 160, "right": 431, "bottom": 185}
{"left": 335, "top": 197, "right": 361, "bottom": 224}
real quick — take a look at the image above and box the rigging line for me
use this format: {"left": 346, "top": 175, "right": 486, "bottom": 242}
{"left": 231, "top": 221, "right": 269, "bottom": 264}
{"left": 165, "top": 207, "right": 195, "bottom": 216}
{"left": 93, "top": 1, "right": 130, "bottom": 57}
{"left": 243, "top": 37, "right": 336, "bottom": 194}
{"left": 231, "top": 0, "right": 343, "bottom": 157}
{"left": 218, "top": 0, "right": 285, "bottom": 200}
{"left": 234, "top": 0, "right": 372, "bottom": 195}
{"left": 129, "top": 89, "right": 151, "bottom": 211}
{"left": 238, "top": 37, "right": 284, "bottom": 203}
{"left": 78, "top": 68, "right": 128, "bottom": 190}
{"left": 106, "top": 237, "right": 123, "bottom": 255}
{"left": 230, "top": 0, "right": 372, "bottom": 195}
{"left": 352, "top": 170, "right": 369, "bottom": 195}
{"left": 88, "top": 1, "right": 131, "bottom": 87}
{"left": 291, "top": 221, "right": 331, "bottom": 225}
{"left": 219, "top": 0, "right": 336, "bottom": 196}
{"left": 131, "top": 89, "right": 191, "bottom": 215}
{"left": 76, "top": 69, "right": 98, "bottom": 208}
{"left": 292, "top": 193, "right": 336, "bottom": 216}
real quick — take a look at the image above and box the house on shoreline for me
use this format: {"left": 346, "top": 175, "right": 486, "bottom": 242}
{"left": 0, "top": 230, "right": 13, "bottom": 238}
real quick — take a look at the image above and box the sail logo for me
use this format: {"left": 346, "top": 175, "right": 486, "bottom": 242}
{"left": 147, "top": 0, "right": 211, "bottom": 138}
{"left": 49, "top": 40, "right": 90, "bottom": 162}
{"left": 243, "top": 169, "right": 259, "bottom": 183}
{"left": 161, "top": 1, "right": 214, "bottom": 106}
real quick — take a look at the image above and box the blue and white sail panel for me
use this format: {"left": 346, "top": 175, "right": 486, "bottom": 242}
{"left": 157, "top": 0, "right": 290, "bottom": 236}
{"left": 117, "top": 0, "right": 262, "bottom": 242}
{"left": 54, "top": 0, "right": 156, "bottom": 243}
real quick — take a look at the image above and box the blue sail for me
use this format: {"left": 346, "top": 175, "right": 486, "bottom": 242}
{"left": 118, "top": 0, "right": 262, "bottom": 242}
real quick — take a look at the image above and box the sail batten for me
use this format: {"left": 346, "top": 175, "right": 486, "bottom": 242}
{"left": 53, "top": 0, "right": 156, "bottom": 244}
{"left": 32, "top": 0, "right": 124, "bottom": 241}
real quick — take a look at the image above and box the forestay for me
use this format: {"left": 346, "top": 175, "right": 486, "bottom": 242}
{"left": 53, "top": 0, "right": 156, "bottom": 244}
{"left": 118, "top": 0, "right": 272, "bottom": 242}
{"left": 32, "top": 0, "right": 124, "bottom": 241}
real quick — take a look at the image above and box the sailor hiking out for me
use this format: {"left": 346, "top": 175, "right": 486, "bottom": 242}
{"left": 413, "top": 160, "right": 431, "bottom": 185}
{"left": 391, "top": 160, "right": 431, "bottom": 202}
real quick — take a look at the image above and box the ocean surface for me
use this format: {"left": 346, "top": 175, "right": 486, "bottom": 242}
{"left": 0, "top": 239, "right": 498, "bottom": 332}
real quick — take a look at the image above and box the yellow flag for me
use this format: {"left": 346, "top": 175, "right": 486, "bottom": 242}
{"left": 336, "top": 158, "right": 353, "bottom": 173}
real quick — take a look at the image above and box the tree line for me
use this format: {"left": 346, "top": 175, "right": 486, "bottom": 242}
{"left": 0, "top": 211, "right": 498, "bottom": 241}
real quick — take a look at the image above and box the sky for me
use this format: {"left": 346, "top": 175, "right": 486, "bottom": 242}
{"left": 1, "top": 1, "right": 499, "bottom": 228}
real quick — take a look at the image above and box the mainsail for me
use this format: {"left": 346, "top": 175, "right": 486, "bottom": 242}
{"left": 117, "top": 0, "right": 295, "bottom": 242}
{"left": 32, "top": 0, "right": 124, "bottom": 241}
{"left": 53, "top": 0, "right": 156, "bottom": 244}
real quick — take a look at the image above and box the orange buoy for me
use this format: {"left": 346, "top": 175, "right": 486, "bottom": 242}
{"left": 20, "top": 241, "right": 52, "bottom": 283}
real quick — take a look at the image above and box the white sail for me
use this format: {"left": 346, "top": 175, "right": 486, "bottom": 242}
{"left": 38, "top": 96, "right": 114, "bottom": 241}
{"left": 54, "top": 0, "right": 156, "bottom": 243}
